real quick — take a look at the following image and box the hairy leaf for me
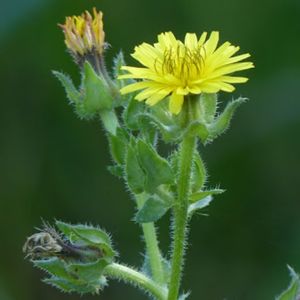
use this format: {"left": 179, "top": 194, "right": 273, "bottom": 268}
{"left": 190, "top": 188, "right": 225, "bottom": 203}
{"left": 135, "top": 195, "right": 171, "bottom": 223}
{"left": 52, "top": 71, "right": 81, "bottom": 104}
{"left": 137, "top": 140, "right": 174, "bottom": 193}
{"left": 208, "top": 97, "right": 247, "bottom": 140}
{"left": 188, "top": 195, "right": 214, "bottom": 216}
{"left": 276, "top": 266, "right": 300, "bottom": 300}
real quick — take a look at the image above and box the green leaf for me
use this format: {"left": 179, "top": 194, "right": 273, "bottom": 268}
{"left": 113, "top": 51, "right": 134, "bottom": 88}
{"left": 190, "top": 188, "right": 225, "bottom": 203}
{"left": 107, "top": 165, "right": 123, "bottom": 178}
{"left": 82, "top": 62, "right": 113, "bottom": 115}
{"left": 276, "top": 266, "right": 300, "bottom": 300}
{"left": 123, "top": 97, "right": 146, "bottom": 130}
{"left": 137, "top": 113, "right": 179, "bottom": 142}
{"left": 34, "top": 258, "right": 74, "bottom": 281}
{"left": 125, "top": 142, "right": 146, "bottom": 194}
{"left": 67, "top": 258, "right": 109, "bottom": 283}
{"left": 55, "top": 221, "right": 115, "bottom": 259}
{"left": 44, "top": 276, "right": 105, "bottom": 294}
{"left": 208, "top": 97, "right": 247, "bottom": 140}
{"left": 135, "top": 195, "right": 171, "bottom": 223}
{"left": 125, "top": 139, "right": 174, "bottom": 194}
{"left": 151, "top": 99, "right": 176, "bottom": 125}
{"left": 108, "top": 128, "right": 128, "bottom": 165}
{"left": 200, "top": 93, "right": 218, "bottom": 124}
{"left": 52, "top": 71, "right": 81, "bottom": 104}
{"left": 185, "top": 121, "right": 209, "bottom": 143}
{"left": 112, "top": 51, "right": 125, "bottom": 80}
{"left": 191, "top": 152, "right": 207, "bottom": 192}
{"left": 188, "top": 195, "right": 213, "bottom": 216}
{"left": 56, "top": 222, "right": 110, "bottom": 245}
{"left": 38, "top": 258, "right": 108, "bottom": 295}
{"left": 140, "top": 100, "right": 184, "bottom": 143}
{"left": 137, "top": 140, "right": 174, "bottom": 193}
{"left": 99, "top": 110, "right": 119, "bottom": 135}
{"left": 179, "top": 292, "right": 191, "bottom": 300}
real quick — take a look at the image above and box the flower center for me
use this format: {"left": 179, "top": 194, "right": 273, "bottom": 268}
{"left": 159, "top": 45, "right": 205, "bottom": 84}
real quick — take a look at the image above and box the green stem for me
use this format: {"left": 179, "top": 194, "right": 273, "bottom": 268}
{"left": 136, "top": 194, "right": 165, "bottom": 284}
{"left": 168, "top": 135, "right": 197, "bottom": 300}
{"left": 104, "top": 263, "right": 167, "bottom": 300}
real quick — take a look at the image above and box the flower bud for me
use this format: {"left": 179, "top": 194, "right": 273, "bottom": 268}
{"left": 23, "top": 222, "right": 105, "bottom": 262}
{"left": 59, "top": 8, "right": 106, "bottom": 71}
{"left": 23, "top": 221, "right": 116, "bottom": 295}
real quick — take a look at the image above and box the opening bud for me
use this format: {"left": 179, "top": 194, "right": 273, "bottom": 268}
{"left": 59, "top": 8, "right": 106, "bottom": 70}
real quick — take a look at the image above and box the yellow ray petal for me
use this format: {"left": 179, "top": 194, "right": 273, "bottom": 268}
{"left": 204, "top": 31, "right": 219, "bottom": 55}
{"left": 132, "top": 43, "right": 162, "bottom": 68}
{"left": 158, "top": 32, "right": 178, "bottom": 50}
{"left": 217, "top": 81, "right": 235, "bottom": 92}
{"left": 221, "top": 76, "right": 249, "bottom": 83}
{"left": 184, "top": 33, "right": 198, "bottom": 49}
{"left": 188, "top": 86, "right": 202, "bottom": 94}
{"left": 210, "top": 62, "right": 254, "bottom": 78}
{"left": 226, "top": 53, "right": 251, "bottom": 64}
{"left": 120, "top": 81, "right": 154, "bottom": 94}
{"left": 199, "top": 82, "right": 222, "bottom": 93}
{"left": 169, "top": 93, "right": 184, "bottom": 114}
{"left": 135, "top": 87, "right": 164, "bottom": 101}
{"left": 145, "top": 89, "right": 172, "bottom": 106}
{"left": 198, "top": 32, "right": 208, "bottom": 47}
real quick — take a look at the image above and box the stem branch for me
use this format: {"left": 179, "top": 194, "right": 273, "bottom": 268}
{"left": 104, "top": 263, "right": 167, "bottom": 300}
{"left": 136, "top": 195, "right": 165, "bottom": 284}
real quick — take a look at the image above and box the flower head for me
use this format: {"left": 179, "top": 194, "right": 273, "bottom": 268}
{"left": 119, "top": 31, "right": 254, "bottom": 114}
{"left": 60, "top": 8, "right": 105, "bottom": 60}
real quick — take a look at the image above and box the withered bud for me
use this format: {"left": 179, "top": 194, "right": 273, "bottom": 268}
{"left": 23, "top": 223, "right": 102, "bottom": 262}
{"left": 59, "top": 8, "right": 108, "bottom": 71}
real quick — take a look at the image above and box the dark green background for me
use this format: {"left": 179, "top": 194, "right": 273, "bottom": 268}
{"left": 1, "top": 0, "right": 300, "bottom": 299}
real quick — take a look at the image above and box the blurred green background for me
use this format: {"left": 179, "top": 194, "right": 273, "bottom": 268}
{"left": 1, "top": 0, "right": 300, "bottom": 299}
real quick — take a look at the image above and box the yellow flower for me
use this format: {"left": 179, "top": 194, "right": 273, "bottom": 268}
{"left": 119, "top": 31, "right": 254, "bottom": 114}
{"left": 60, "top": 8, "right": 105, "bottom": 57}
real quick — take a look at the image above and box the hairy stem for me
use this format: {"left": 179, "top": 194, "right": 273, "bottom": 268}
{"left": 136, "top": 194, "right": 165, "bottom": 284}
{"left": 104, "top": 263, "right": 167, "bottom": 300}
{"left": 167, "top": 134, "right": 197, "bottom": 300}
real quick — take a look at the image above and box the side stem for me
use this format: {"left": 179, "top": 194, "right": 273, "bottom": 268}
{"left": 136, "top": 194, "right": 165, "bottom": 284}
{"left": 167, "top": 135, "right": 197, "bottom": 300}
{"left": 104, "top": 262, "right": 167, "bottom": 300}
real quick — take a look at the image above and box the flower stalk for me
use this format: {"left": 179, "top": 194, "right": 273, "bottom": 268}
{"left": 104, "top": 263, "right": 168, "bottom": 300}
{"left": 168, "top": 99, "right": 198, "bottom": 300}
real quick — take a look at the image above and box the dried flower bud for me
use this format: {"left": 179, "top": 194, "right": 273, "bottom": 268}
{"left": 59, "top": 8, "right": 107, "bottom": 71}
{"left": 23, "top": 232, "right": 63, "bottom": 259}
{"left": 60, "top": 8, "right": 105, "bottom": 56}
{"left": 23, "top": 221, "right": 116, "bottom": 295}
{"left": 23, "top": 223, "right": 103, "bottom": 262}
